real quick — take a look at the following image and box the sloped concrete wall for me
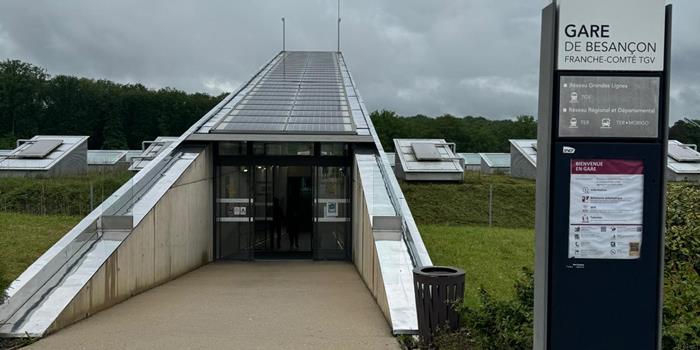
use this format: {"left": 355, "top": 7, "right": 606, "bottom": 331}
{"left": 47, "top": 147, "right": 213, "bottom": 333}
{"left": 351, "top": 157, "right": 392, "bottom": 324}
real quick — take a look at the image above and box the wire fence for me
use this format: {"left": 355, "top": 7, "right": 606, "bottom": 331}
{"left": 0, "top": 171, "right": 132, "bottom": 217}
{"left": 401, "top": 178, "right": 537, "bottom": 229}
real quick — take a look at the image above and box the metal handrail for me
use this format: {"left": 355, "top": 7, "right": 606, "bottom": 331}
{"left": 0, "top": 221, "right": 100, "bottom": 326}
{"left": 373, "top": 153, "right": 429, "bottom": 267}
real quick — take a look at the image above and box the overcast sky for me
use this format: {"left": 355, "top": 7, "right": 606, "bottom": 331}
{"left": 0, "top": 0, "right": 697, "bottom": 122}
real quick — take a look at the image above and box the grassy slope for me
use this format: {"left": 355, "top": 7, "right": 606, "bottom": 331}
{"left": 401, "top": 172, "right": 536, "bottom": 228}
{"left": 401, "top": 173, "right": 537, "bottom": 306}
{"left": 420, "top": 224, "right": 534, "bottom": 307}
{"left": 0, "top": 170, "right": 133, "bottom": 216}
{"left": 0, "top": 213, "right": 81, "bottom": 283}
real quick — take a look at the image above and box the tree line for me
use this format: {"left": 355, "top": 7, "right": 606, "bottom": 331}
{"left": 371, "top": 110, "right": 538, "bottom": 153}
{"left": 1, "top": 59, "right": 698, "bottom": 152}
{"left": 0, "top": 60, "right": 225, "bottom": 150}
{"left": 372, "top": 110, "right": 700, "bottom": 153}
{"left": 670, "top": 119, "right": 700, "bottom": 147}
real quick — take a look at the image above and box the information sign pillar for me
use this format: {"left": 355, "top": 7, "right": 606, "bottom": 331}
{"left": 534, "top": 1, "right": 671, "bottom": 349}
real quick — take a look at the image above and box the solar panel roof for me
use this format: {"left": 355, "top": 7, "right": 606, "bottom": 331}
{"left": 480, "top": 153, "right": 511, "bottom": 168}
{"left": 412, "top": 143, "right": 442, "bottom": 161}
{"left": 668, "top": 142, "right": 700, "bottom": 162}
{"left": 394, "top": 139, "right": 463, "bottom": 173}
{"left": 458, "top": 153, "right": 482, "bottom": 165}
{"left": 0, "top": 136, "right": 89, "bottom": 171}
{"left": 87, "top": 150, "right": 128, "bottom": 165}
{"left": 667, "top": 140, "right": 700, "bottom": 175}
{"left": 15, "top": 139, "right": 62, "bottom": 158}
{"left": 210, "top": 52, "right": 356, "bottom": 135}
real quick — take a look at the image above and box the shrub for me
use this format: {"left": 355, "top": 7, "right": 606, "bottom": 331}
{"left": 462, "top": 268, "right": 533, "bottom": 350}
{"left": 432, "top": 327, "right": 473, "bottom": 350}
{"left": 665, "top": 184, "right": 700, "bottom": 271}
{"left": 663, "top": 184, "right": 700, "bottom": 349}
{"left": 663, "top": 263, "right": 700, "bottom": 349}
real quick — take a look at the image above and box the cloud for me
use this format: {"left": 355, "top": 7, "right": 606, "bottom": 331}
{"left": 203, "top": 78, "right": 242, "bottom": 95}
{"left": 0, "top": 0, "right": 697, "bottom": 122}
{"left": 459, "top": 76, "right": 538, "bottom": 98}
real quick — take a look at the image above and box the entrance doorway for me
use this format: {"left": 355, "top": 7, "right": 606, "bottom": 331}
{"left": 214, "top": 142, "right": 352, "bottom": 261}
{"left": 253, "top": 166, "right": 313, "bottom": 258}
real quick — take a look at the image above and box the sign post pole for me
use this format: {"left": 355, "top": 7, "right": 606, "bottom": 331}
{"left": 534, "top": 1, "right": 671, "bottom": 349}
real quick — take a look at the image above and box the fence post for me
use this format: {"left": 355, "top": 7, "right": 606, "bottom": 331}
{"left": 90, "top": 182, "right": 94, "bottom": 212}
{"left": 488, "top": 184, "right": 493, "bottom": 227}
{"left": 41, "top": 183, "right": 45, "bottom": 216}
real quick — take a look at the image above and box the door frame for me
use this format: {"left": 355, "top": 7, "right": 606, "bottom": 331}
{"left": 213, "top": 142, "right": 353, "bottom": 260}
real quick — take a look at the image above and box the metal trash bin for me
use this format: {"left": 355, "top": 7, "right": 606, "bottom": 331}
{"left": 413, "top": 266, "right": 466, "bottom": 345}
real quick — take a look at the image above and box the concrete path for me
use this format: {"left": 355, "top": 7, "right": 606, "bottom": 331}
{"left": 29, "top": 261, "right": 399, "bottom": 350}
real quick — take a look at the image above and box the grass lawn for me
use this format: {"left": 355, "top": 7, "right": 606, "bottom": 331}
{"left": 401, "top": 173, "right": 537, "bottom": 307}
{"left": 401, "top": 172, "right": 536, "bottom": 228}
{"left": 0, "top": 212, "right": 81, "bottom": 284}
{"left": 418, "top": 224, "right": 534, "bottom": 307}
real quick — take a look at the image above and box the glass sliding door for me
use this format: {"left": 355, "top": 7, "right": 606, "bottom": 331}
{"left": 216, "top": 165, "right": 252, "bottom": 259}
{"left": 253, "top": 165, "right": 313, "bottom": 258}
{"left": 283, "top": 166, "right": 313, "bottom": 255}
{"left": 314, "top": 166, "right": 351, "bottom": 260}
{"left": 252, "top": 165, "right": 273, "bottom": 254}
{"left": 215, "top": 142, "right": 352, "bottom": 261}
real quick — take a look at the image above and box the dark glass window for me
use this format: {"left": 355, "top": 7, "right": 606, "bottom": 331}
{"left": 251, "top": 142, "right": 314, "bottom": 156}
{"left": 219, "top": 142, "right": 247, "bottom": 156}
{"left": 320, "top": 143, "right": 348, "bottom": 156}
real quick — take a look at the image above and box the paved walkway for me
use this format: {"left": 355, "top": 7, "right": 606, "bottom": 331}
{"left": 29, "top": 261, "right": 399, "bottom": 350}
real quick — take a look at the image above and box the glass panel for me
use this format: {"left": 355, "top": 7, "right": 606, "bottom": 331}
{"left": 320, "top": 143, "right": 348, "bottom": 156}
{"left": 253, "top": 165, "right": 272, "bottom": 252}
{"left": 284, "top": 166, "right": 313, "bottom": 253}
{"left": 251, "top": 142, "right": 314, "bottom": 156}
{"left": 265, "top": 142, "right": 314, "bottom": 156}
{"left": 219, "top": 222, "right": 252, "bottom": 259}
{"left": 315, "top": 166, "right": 350, "bottom": 259}
{"left": 253, "top": 143, "right": 265, "bottom": 156}
{"left": 219, "top": 142, "right": 247, "bottom": 156}
{"left": 252, "top": 165, "right": 313, "bottom": 257}
{"left": 219, "top": 166, "right": 250, "bottom": 198}
{"left": 216, "top": 165, "right": 252, "bottom": 259}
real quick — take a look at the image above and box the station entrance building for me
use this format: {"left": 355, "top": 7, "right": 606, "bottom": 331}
{"left": 0, "top": 51, "right": 431, "bottom": 337}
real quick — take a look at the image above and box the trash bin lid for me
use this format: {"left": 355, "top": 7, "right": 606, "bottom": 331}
{"left": 413, "top": 266, "right": 465, "bottom": 278}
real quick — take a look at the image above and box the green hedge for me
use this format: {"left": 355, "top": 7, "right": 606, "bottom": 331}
{"left": 662, "top": 184, "right": 700, "bottom": 349}
{"left": 0, "top": 171, "right": 133, "bottom": 216}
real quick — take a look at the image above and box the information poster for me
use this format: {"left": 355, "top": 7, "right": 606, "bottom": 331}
{"left": 569, "top": 159, "right": 644, "bottom": 259}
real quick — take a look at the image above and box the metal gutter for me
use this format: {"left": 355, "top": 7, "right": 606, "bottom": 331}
{"left": 187, "top": 133, "right": 374, "bottom": 143}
